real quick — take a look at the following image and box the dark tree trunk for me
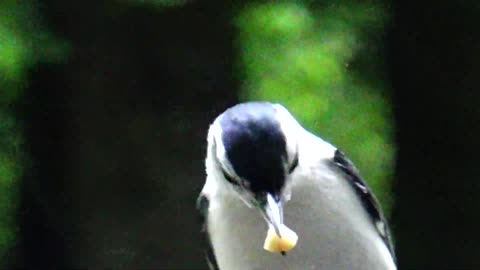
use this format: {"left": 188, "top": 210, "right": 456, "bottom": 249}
{"left": 12, "top": 1, "right": 237, "bottom": 268}
{"left": 388, "top": 1, "right": 480, "bottom": 268}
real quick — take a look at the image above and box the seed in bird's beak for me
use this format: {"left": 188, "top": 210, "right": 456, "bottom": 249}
{"left": 263, "top": 224, "right": 298, "bottom": 253}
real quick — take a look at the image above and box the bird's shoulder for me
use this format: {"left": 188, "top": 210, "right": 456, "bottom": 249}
{"left": 196, "top": 194, "right": 220, "bottom": 270}
{"left": 330, "top": 149, "right": 396, "bottom": 261}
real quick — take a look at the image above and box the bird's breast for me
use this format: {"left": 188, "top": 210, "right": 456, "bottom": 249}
{"left": 208, "top": 164, "right": 395, "bottom": 270}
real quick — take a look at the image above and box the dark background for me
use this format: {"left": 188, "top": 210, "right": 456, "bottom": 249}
{"left": 1, "top": 0, "right": 479, "bottom": 269}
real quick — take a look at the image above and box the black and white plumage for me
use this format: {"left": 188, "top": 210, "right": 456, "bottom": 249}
{"left": 197, "top": 102, "right": 396, "bottom": 270}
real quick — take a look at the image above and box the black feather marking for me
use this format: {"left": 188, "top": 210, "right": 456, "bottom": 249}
{"left": 288, "top": 150, "right": 299, "bottom": 174}
{"left": 332, "top": 149, "right": 396, "bottom": 262}
{"left": 196, "top": 194, "right": 219, "bottom": 270}
{"left": 219, "top": 102, "right": 287, "bottom": 195}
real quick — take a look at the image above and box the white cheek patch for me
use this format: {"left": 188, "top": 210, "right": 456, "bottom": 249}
{"left": 376, "top": 220, "right": 387, "bottom": 238}
{"left": 237, "top": 191, "right": 255, "bottom": 208}
{"left": 283, "top": 184, "right": 292, "bottom": 202}
{"left": 210, "top": 119, "right": 237, "bottom": 178}
{"left": 273, "top": 104, "right": 300, "bottom": 165}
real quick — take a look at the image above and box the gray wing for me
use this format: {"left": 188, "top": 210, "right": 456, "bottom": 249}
{"left": 196, "top": 194, "right": 220, "bottom": 270}
{"left": 331, "top": 149, "right": 396, "bottom": 262}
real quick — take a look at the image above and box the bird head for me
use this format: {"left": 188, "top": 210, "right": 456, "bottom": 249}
{"left": 207, "top": 102, "right": 300, "bottom": 236}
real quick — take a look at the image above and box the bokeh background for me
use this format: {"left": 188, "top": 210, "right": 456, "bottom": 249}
{"left": 1, "top": 0, "right": 479, "bottom": 269}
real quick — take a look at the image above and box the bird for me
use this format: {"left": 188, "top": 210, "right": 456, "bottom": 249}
{"left": 197, "top": 101, "right": 396, "bottom": 270}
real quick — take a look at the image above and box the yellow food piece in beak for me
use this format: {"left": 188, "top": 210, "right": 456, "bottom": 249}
{"left": 263, "top": 224, "right": 298, "bottom": 253}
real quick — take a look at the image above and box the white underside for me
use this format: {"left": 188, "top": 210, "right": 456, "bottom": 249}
{"left": 204, "top": 133, "right": 396, "bottom": 270}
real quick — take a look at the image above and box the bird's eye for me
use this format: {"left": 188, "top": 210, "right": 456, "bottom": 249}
{"left": 212, "top": 138, "right": 240, "bottom": 186}
{"left": 288, "top": 152, "right": 299, "bottom": 174}
{"left": 221, "top": 168, "right": 240, "bottom": 186}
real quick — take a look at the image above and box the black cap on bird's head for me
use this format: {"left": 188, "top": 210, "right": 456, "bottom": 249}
{"left": 219, "top": 102, "right": 287, "bottom": 197}
{"left": 213, "top": 102, "right": 298, "bottom": 237}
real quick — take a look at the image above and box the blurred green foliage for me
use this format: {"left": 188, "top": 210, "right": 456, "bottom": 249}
{"left": 0, "top": 0, "right": 66, "bottom": 262}
{"left": 237, "top": 2, "right": 394, "bottom": 214}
